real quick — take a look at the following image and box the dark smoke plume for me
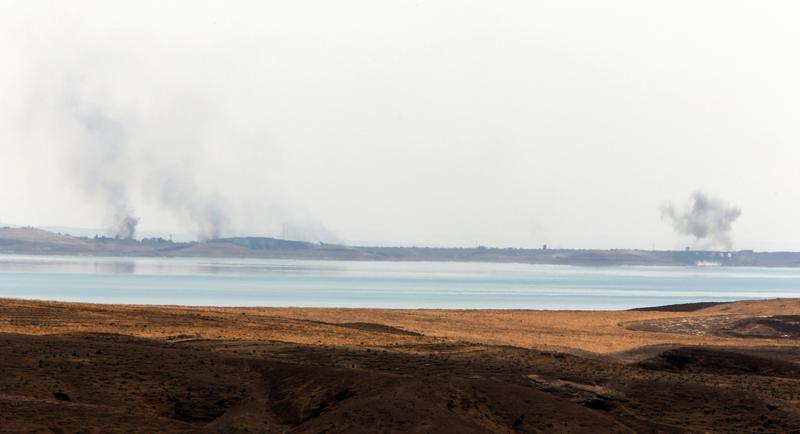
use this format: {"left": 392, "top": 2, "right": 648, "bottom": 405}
{"left": 62, "top": 79, "right": 228, "bottom": 241}
{"left": 115, "top": 215, "right": 139, "bottom": 239}
{"left": 661, "top": 191, "right": 741, "bottom": 250}
{"left": 54, "top": 66, "right": 325, "bottom": 242}
{"left": 70, "top": 105, "right": 139, "bottom": 239}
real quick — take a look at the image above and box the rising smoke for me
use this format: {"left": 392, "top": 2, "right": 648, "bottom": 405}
{"left": 70, "top": 106, "right": 139, "bottom": 239}
{"left": 116, "top": 215, "right": 140, "bottom": 240}
{"left": 142, "top": 162, "right": 229, "bottom": 241}
{"left": 37, "top": 57, "right": 338, "bottom": 243}
{"left": 63, "top": 79, "right": 228, "bottom": 240}
{"left": 661, "top": 191, "right": 742, "bottom": 250}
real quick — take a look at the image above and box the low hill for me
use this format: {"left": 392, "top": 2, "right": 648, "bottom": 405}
{"left": 4, "top": 226, "right": 800, "bottom": 267}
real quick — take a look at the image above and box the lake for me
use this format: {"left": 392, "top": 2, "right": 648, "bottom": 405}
{"left": 1, "top": 255, "right": 799, "bottom": 310}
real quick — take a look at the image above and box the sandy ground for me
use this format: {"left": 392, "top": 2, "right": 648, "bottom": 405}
{"left": 2, "top": 298, "right": 796, "bottom": 353}
{"left": 2, "top": 297, "right": 800, "bottom": 432}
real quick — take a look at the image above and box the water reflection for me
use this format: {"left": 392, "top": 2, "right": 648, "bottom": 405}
{"left": 0, "top": 255, "right": 353, "bottom": 276}
{"left": 92, "top": 261, "right": 136, "bottom": 274}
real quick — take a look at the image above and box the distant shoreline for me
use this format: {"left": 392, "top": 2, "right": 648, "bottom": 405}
{"left": 4, "top": 226, "right": 800, "bottom": 267}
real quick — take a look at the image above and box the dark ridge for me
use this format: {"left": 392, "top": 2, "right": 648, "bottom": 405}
{"left": 301, "top": 318, "right": 424, "bottom": 336}
{"left": 636, "top": 347, "right": 800, "bottom": 378}
{"left": 723, "top": 315, "right": 800, "bottom": 339}
{"left": 628, "top": 301, "right": 731, "bottom": 312}
{"left": 337, "top": 322, "right": 423, "bottom": 336}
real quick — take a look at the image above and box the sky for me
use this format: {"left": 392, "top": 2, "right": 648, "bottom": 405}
{"left": 1, "top": 1, "right": 799, "bottom": 250}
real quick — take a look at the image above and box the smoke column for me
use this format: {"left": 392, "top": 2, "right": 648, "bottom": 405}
{"left": 115, "top": 215, "right": 140, "bottom": 239}
{"left": 661, "top": 191, "right": 741, "bottom": 250}
{"left": 71, "top": 106, "right": 139, "bottom": 239}
{"left": 143, "top": 163, "right": 229, "bottom": 241}
{"left": 61, "top": 77, "right": 228, "bottom": 241}
{"left": 49, "top": 63, "right": 335, "bottom": 243}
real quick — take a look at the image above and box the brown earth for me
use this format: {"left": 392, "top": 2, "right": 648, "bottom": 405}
{"left": 3, "top": 297, "right": 800, "bottom": 433}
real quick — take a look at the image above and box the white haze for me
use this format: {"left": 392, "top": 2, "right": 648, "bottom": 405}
{"left": 1, "top": 1, "right": 800, "bottom": 249}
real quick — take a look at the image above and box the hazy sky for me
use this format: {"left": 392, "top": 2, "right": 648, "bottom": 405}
{"left": 1, "top": 1, "right": 799, "bottom": 250}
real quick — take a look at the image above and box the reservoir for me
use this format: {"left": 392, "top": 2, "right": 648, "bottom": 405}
{"left": 1, "top": 255, "right": 799, "bottom": 310}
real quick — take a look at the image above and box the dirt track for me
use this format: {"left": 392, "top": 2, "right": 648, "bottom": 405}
{"left": 2, "top": 298, "right": 800, "bottom": 432}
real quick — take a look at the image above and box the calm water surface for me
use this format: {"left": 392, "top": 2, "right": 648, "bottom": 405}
{"left": 1, "top": 255, "right": 800, "bottom": 310}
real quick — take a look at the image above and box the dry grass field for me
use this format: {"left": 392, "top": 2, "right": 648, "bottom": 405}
{"left": 2, "top": 297, "right": 800, "bottom": 432}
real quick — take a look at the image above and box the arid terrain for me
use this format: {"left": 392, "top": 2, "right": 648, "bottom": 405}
{"left": 3, "top": 298, "right": 800, "bottom": 433}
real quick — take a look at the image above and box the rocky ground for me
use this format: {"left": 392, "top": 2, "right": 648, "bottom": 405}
{"left": 2, "top": 298, "right": 800, "bottom": 432}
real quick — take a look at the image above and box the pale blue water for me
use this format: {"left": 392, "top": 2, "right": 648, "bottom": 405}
{"left": 1, "top": 255, "right": 800, "bottom": 310}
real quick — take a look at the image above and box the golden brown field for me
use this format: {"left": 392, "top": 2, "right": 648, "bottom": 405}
{"left": 2, "top": 297, "right": 800, "bottom": 432}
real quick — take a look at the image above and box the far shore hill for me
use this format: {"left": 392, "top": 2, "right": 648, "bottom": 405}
{"left": 2, "top": 226, "right": 800, "bottom": 267}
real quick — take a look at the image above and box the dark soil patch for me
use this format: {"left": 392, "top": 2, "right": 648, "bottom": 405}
{"left": 724, "top": 315, "right": 800, "bottom": 339}
{"left": 637, "top": 347, "right": 800, "bottom": 377}
{"left": 337, "top": 322, "right": 423, "bottom": 336}
{"left": 628, "top": 301, "right": 730, "bottom": 312}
